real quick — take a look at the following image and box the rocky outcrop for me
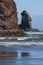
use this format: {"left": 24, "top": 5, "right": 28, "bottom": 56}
{"left": 0, "top": 29, "right": 26, "bottom": 37}
{"left": 31, "top": 28, "right": 39, "bottom": 32}
{"left": 0, "top": 0, "right": 25, "bottom": 37}
{"left": 0, "top": 0, "right": 18, "bottom": 29}
{"left": 19, "top": 11, "right": 32, "bottom": 31}
{"left": 19, "top": 11, "right": 39, "bottom": 32}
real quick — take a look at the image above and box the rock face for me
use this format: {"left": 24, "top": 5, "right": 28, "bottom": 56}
{"left": 0, "top": 0, "right": 25, "bottom": 37}
{"left": 19, "top": 11, "right": 32, "bottom": 31}
{"left": 0, "top": 0, "right": 18, "bottom": 29}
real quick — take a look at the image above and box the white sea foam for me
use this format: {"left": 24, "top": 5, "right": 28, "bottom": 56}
{"left": 0, "top": 32, "right": 43, "bottom": 47}
{"left": 0, "top": 41, "right": 43, "bottom": 47}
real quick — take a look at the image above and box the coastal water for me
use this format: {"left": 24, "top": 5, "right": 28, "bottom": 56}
{"left": 0, "top": 33, "right": 43, "bottom": 65}
{"left": 0, "top": 46, "right": 43, "bottom": 65}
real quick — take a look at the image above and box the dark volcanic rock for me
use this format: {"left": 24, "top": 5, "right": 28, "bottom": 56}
{"left": 19, "top": 11, "right": 32, "bottom": 31}
{"left": 0, "top": 0, "right": 25, "bottom": 37}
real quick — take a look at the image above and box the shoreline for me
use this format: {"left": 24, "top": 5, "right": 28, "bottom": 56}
{"left": 0, "top": 41, "right": 43, "bottom": 48}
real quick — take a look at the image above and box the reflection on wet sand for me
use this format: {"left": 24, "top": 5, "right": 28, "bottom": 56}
{"left": 0, "top": 51, "right": 18, "bottom": 60}
{"left": 21, "top": 52, "right": 30, "bottom": 57}
{"left": 0, "top": 51, "right": 31, "bottom": 60}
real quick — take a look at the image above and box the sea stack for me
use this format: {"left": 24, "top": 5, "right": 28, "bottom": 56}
{"left": 19, "top": 10, "right": 32, "bottom": 31}
{"left": 0, "top": 0, "right": 25, "bottom": 37}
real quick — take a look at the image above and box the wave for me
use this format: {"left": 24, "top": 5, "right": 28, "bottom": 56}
{"left": 0, "top": 41, "right": 43, "bottom": 48}
{"left": 0, "top": 32, "right": 43, "bottom": 40}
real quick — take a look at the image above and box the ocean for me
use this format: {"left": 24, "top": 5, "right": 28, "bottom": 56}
{"left": 0, "top": 33, "right": 43, "bottom": 65}
{"left": 0, "top": 46, "right": 43, "bottom": 65}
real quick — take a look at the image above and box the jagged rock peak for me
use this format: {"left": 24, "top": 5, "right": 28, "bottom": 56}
{"left": 19, "top": 10, "right": 32, "bottom": 31}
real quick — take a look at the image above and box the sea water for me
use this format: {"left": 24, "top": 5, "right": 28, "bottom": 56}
{"left": 0, "top": 33, "right": 43, "bottom": 65}
{"left": 0, "top": 46, "right": 43, "bottom": 65}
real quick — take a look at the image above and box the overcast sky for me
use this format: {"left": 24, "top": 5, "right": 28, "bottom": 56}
{"left": 14, "top": 0, "right": 43, "bottom": 30}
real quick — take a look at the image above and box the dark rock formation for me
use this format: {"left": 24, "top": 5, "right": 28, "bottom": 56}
{"left": 19, "top": 11, "right": 32, "bottom": 31}
{"left": 0, "top": 0, "right": 25, "bottom": 37}
{"left": 31, "top": 28, "right": 39, "bottom": 32}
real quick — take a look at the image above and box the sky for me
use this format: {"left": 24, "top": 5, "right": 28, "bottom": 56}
{"left": 14, "top": 0, "right": 43, "bottom": 30}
